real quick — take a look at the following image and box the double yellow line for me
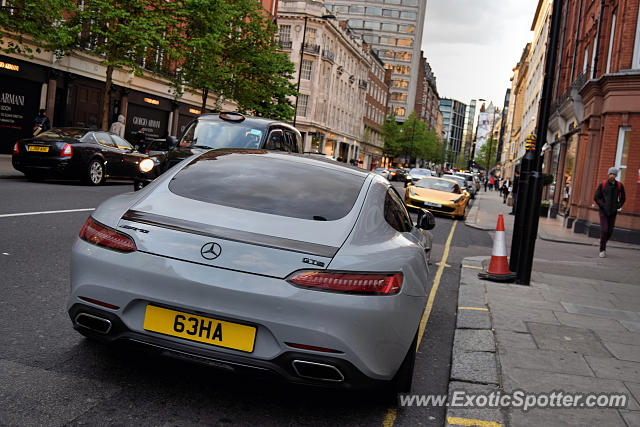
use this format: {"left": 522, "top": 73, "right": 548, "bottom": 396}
{"left": 383, "top": 220, "right": 458, "bottom": 427}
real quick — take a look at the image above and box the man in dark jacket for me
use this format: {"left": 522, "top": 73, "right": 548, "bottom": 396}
{"left": 594, "top": 167, "right": 626, "bottom": 257}
{"left": 33, "top": 109, "right": 51, "bottom": 135}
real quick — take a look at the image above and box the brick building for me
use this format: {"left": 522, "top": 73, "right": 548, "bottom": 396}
{"left": 547, "top": 0, "right": 640, "bottom": 242}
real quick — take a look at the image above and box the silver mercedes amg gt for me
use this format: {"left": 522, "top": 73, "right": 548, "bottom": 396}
{"left": 67, "top": 149, "right": 434, "bottom": 394}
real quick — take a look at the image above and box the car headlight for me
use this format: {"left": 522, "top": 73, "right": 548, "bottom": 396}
{"left": 409, "top": 187, "right": 416, "bottom": 196}
{"left": 454, "top": 196, "right": 464, "bottom": 203}
{"left": 139, "top": 158, "right": 155, "bottom": 173}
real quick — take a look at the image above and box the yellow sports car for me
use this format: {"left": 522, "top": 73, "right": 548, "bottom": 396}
{"left": 404, "top": 177, "right": 469, "bottom": 219}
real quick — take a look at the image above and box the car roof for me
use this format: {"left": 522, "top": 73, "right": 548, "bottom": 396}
{"left": 197, "top": 113, "right": 300, "bottom": 135}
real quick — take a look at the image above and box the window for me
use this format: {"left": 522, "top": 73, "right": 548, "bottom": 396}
{"left": 304, "top": 28, "right": 317, "bottom": 45}
{"left": 606, "top": 11, "right": 616, "bottom": 73}
{"left": 93, "top": 132, "right": 115, "bottom": 147}
{"left": 383, "top": 9, "right": 400, "bottom": 18}
{"left": 392, "top": 78, "right": 409, "bottom": 88}
{"left": 301, "top": 60, "right": 312, "bottom": 80}
{"left": 349, "top": 5, "right": 365, "bottom": 13}
{"left": 393, "top": 65, "right": 410, "bottom": 75}
{"left": 364, "top": 21, "right": 379, "bottom": 30}
{"left": 297, "top": 94, "right": 309, "bottom": 117}
{"left": 399, "top": 24, "right": 415, "bottom": 34}
{"left": 380, "top": 36, "right": 396, "bottom": 46}
{"left": 348, "top": 19, "right": 363, "bottom": 29}
{"left": 279, "top": 25, "right": 291, "bottom": 42}
{"left": 397, "top": 38, "right": 413, "bottom": 47}
{"left": 391, "top": 92, "right": 407, "bottom": 102}
{"left": 385, "top": 0, "right": 401, "bottom": 4}
{"left": 384, "top": 189, "right": 412, "bottom": 232}
{"left": 265, "top": 130, "right": 285, "bottom": 151}
{"left": 402, "top": 0, "right": 418, "bottom": 5}
{"left": 367, "top": 6, "right": 382, "bottom": 16}
{"left": 396, "top": 51, "right": 412, "bottom": 61}
{"left": 393, "top": 106, "right": 406, "bottom": 116}
{"left": 112, "top": 135, "right": 133, "bottom": 150}
{"left": 633, "top": 5, "right": 640, "bottom": 68}
{"left": 363, "top": 34, "right": 379, "bottom": 44}
{"left": 381, "top": 23, "right": 397, "bottom": 32}
{"left": 583, "top": 44, "right": 590, "bottom": 74}
{"left": 333, "top": 4, "right": 348, "bottom": 13}
{"left": 615, "top": 127, "right": 631, "bottom": 183}
{"left": 400, "top": 10, "right": 417, "bottom": 20}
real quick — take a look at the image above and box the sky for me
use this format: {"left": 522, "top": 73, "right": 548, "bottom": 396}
{"left": 421, "top": 0, "right": 540, "bottom": 109}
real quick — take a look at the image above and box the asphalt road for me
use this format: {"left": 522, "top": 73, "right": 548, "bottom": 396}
{"left": 0, "top": 168, "right": 493, "bottom": 426}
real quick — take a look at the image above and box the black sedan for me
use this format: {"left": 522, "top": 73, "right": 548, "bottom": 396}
{"left": 134, "top": 112, "right": 303, "bottom": 190}
{"left": 12, "top": 128, "right": 148, "bottom": 185}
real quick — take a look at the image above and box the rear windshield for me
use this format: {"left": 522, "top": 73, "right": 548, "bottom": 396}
{"left": 168, "top": 151, "right": 367, "bottom": 221}
{"left": 410, "top": 168, "right": 431, "bottom": 177}
{"left": 35, "top": 129, "right": 88, "bottom": 141}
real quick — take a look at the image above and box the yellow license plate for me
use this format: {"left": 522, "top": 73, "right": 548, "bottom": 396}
{"left": 28, "top": 146, "right": 49, "bottom": 152}
{"left": 143, "top": 305, "right": 256, "bottom": 352}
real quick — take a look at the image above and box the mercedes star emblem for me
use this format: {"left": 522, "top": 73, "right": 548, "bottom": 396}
{"left": 200, "top": 242, "right": 222, "bottom": 260}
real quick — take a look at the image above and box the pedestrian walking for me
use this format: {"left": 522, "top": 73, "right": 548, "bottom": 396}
{"left": 33, "top": 109, "right": 51, "bottom": 136}
{"left": 489, "top": 176, "right": 495, "bottom": 190}
{"left": 501, "top": 180, "right": 510, "bottom": 203}
{"left": 594, "top": 167, "right": 626, "bottom": 258}
{"left": 110, "top": 114, "right": 125, "bottom": 138}
{"left": 509, "top": 171, "right": 520, "bottom": 215}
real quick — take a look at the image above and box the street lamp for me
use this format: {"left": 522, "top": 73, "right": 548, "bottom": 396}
{"left": 292, "top": 13, "right": 336, "bottom": 128}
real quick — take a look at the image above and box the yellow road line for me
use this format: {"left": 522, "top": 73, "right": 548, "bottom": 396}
{"left": 462, "top": 264, "right": 483, "bottom": 270}
{"left": 458, "top": 307, "right": 489, "bottom": 311}
{"left": 382, "top": 220, "right": 458, "bottom": 427}
{"left": 446, "top": 416, "right": 502, "bottom": 427}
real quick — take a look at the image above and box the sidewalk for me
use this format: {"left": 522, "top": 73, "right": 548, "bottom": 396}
{"left": 445, "top": 190, "right": 640, "bottom": 426}
{"left": 0, "top": 154, "right": 21, "bottom": 178}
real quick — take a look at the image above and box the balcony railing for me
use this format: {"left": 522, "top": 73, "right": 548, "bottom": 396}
{"left": 302, "top": 42, "right": 320, "bottom": 54}
{"left": 359, "top": 79, "right": 368, "bottom": 89}
{"left": 278, "top": 40, "right": 292, "bottom": 50}
{"left": 321, "top": 49, "right": 335, "bottom": 62}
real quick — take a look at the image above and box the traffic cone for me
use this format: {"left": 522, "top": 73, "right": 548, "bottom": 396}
{"left": 479, "top": 214, "right": 516, "bottom": 282}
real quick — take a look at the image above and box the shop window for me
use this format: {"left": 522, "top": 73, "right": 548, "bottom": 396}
{"left": 615, "top": 127, "right": 631, "bottom": 183}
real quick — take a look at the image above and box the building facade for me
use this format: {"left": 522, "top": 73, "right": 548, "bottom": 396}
{"left": 277, "top": 0, "right": 372, "bottom": 166}
{"left": 324, "top": 0, "right": 428, "bottom": 122}
{"left": 362, "top": 50, "right": 391, "bottom": 169}
{"left": 462, "top": 99, "right": 477, "bottom": 165}
{"left": 414, "top": 52, "right": 440, "bottom": 132}
{"left": 439, "top": 98, "right": 467, "bottom": 166}
{"left": 547, "top": 0, "right": 640, "bottom": 240}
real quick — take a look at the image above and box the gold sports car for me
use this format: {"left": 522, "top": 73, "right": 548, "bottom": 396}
{"left": 404, "top": 176, "right": 469, "bottom": 219}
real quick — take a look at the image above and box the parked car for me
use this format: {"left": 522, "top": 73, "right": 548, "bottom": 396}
{"left": 12, "top": 128, "right": 147, "bottom": 185}
{"left": 442, "top": 174, "right": 472, "bottom": 198}
{"left": 391, "top": 167, "right": 411, "bottom": 182}
{"left": 68, "top": 149, "right": 435, "bottom": 395}
{"left": 407, "top": 168, "right": 432, "bottom": 184}
{"left": 404, "top": 176, "right": 469, "bottom": 220}
{"left": 453, "top": 172, "right": 478, "bottom": 198}
{"left": 133, "top": 112, "right": 303, "bottom": 190}
{"left": 373, "top": 167, "right": 391, "bottom": 179}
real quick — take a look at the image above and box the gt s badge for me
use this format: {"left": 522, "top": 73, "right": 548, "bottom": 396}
{"left": 302, "top": 257, "right": 325, "bottom": 267}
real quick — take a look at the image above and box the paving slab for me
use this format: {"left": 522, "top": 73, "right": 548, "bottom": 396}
{"left": 603, "top": 342, "right": 640, "bottom": 363}
{"left": 508, "top": 407, "right": 626, "bottom": 427}
{"left": 453, "top": 329, "right": 496, "bottom": 353}
{"left": 620, "top": 410, "right": 640, "bottom": 427}
{"left": 625, "top": 382, "right": 640, "bottom": 407}
{"left": 450, "top": 352, "right": 499, "bottom": 385}
{"left": 460, "top": 268, "right": 487, "bottom": 287}
{"left": 494, "top": 330, "right": 538, "bottom": 351}
{"left": 0, "top": 359, "right": 121, "bottom": 426}
{"left": 457, "top": 285, "right": 486, "bottom": 308}
{"left": 589, "top": 281, "right": 640, "bottom": 297}
{"left": 585, "top": 357, "right": 640, "bottom": 383}
{"left": 594, "top": 329, "right": 640, "bottom": 346}
{"left": 500, "top": 368, "right": 640, "bottom": 410}
{"left": 490, "top": 306, "right": 560, "bottom": 333}
{"left": 622, "top": 320, "right": 640, "bottom": 333}
{"left": 488, "top": 295, "right": 565, "bottom": 312}
{"left": 500, "top": 348, "right": 594, "bottom": 377}
{"left": 527, "top": 322, "right": 612, "bottom": 357}
{"left": 445, "top": 381, "right": 505, "bottom": 426}
{"left": 485, "top": 285, "right": 546, "bottom": 301}
{"left": 554, "top": 311, "right": 628, "bottom": 332}
{"left": 540, "top": 289, "right": 617, "bottom": 308}
{"left": 561, "top": 302, "right": 640, "bottom": 323}
{"left": 457, "top": 309, "right": 491, "bottom": 330}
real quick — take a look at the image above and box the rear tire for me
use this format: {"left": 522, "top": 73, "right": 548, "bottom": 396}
{"left": 86, "top": 159, "right": 105, "bottom": 185}
{"left": 386, "top": 329, "right": 418, "bottom": 399}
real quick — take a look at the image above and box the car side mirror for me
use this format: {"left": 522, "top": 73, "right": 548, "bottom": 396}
{"left": 405, "top": 181, "right": 413, "bottom": 188}
{"left": 167, "top": 135, "right": 179, "bottom": 148}
{"left": 417, "top": 209, "right": 435, "bottom": 230}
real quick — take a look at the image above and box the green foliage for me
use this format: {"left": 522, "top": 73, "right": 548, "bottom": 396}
{"left": 382, "top": 111, "right": 443, "bottom": 163}
{"left": 0, "top": 0, "right": 77, "bottom": 56}
{"left": 475, "top": 135, "right": 498, "bottom": 171}
{"left": 174, "top": 0, "right": 296, "bottom": 120}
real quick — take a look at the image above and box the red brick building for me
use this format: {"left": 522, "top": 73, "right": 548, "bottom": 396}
{"left": 414, "top": 51, "right": 440, "bottom": 132}
{"left": 548, "top": 0, "right": 640, "bottom": 242}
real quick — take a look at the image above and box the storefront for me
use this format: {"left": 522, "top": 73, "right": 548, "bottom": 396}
{"left": 175, "top": 103, "right": 202, "bottom": 138}
{"left": 0, "top": 55, "right": 48, "bottom": 153}
{"left": 124, "top": 92, "right": 172, "bottom": 142}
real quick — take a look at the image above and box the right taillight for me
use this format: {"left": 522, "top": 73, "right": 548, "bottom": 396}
{"left": 61, "top": 143, "right": 72, "bottom": 158}
{"left": 13, "top": 142, "right": 19, "bottom": 154}
{"left": 79, "top": 217, "right": 136, "bottom": 252}
{"left": 287, "top": 271, "right": 403, "bottom": 295}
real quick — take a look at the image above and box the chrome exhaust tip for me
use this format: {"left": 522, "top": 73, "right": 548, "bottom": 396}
{"left": 292, "top": 360, "right": 344, "bottom": 382}
{"left": 75, "top": 313, "right": 112, "bottom": 334}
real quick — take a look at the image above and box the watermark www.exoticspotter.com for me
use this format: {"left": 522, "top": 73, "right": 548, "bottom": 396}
{"left": 398, "top": 390, "right": 628, "bottom": 411}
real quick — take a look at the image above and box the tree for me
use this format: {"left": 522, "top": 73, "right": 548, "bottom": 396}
{"left": 174, "top": 0, "right": 296, "bottom": 120}
{"left": 67, "top": 0, "right": 181, "bottom": 129}
{"left": 382, "top": 111, "right": 402, "bottom": 158}
{"left": 0, "top": 0, "right": 76, "bottom": 57}
{"left": 475, "top": 135, "right": 498, "bottom": 171}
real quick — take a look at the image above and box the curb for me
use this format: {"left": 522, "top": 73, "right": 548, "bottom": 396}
{"left": 537, "top": 229, "right": 640, "bottom": 251}
{"left": 444, "top": 256, "right": 506, "bottom": 426}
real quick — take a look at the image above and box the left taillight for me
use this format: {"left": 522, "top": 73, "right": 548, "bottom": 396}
{"left": 61, "top": 143, "right": 72, "bottom": 158}
{"left": 13, "top": 142, "right": 19, "bottom": 154}
{"left": 287, "top": 271, "right": 403, "bottom": 295}
{"left": 79, "top": 217, "right": 136, "bottom": 252}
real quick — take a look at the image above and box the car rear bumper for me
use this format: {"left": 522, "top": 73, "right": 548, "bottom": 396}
{"left": 12, "top": 155, "right": 79, "bottom": 177}
{"left": 68, "top": 239, "right": 425, "bottom": 386}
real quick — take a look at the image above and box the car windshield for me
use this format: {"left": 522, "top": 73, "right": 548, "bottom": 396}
{"left": 443, "top": 175, "right": 467, "bottom": 187}
{"left": 416, "top": 178, "right": 459, "bottom": 193}
{"left": 180, "top": 121, "right": 265, "bottom": 149}
{"left": 410, "top": 168, "right": 431, "bottom": 177}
